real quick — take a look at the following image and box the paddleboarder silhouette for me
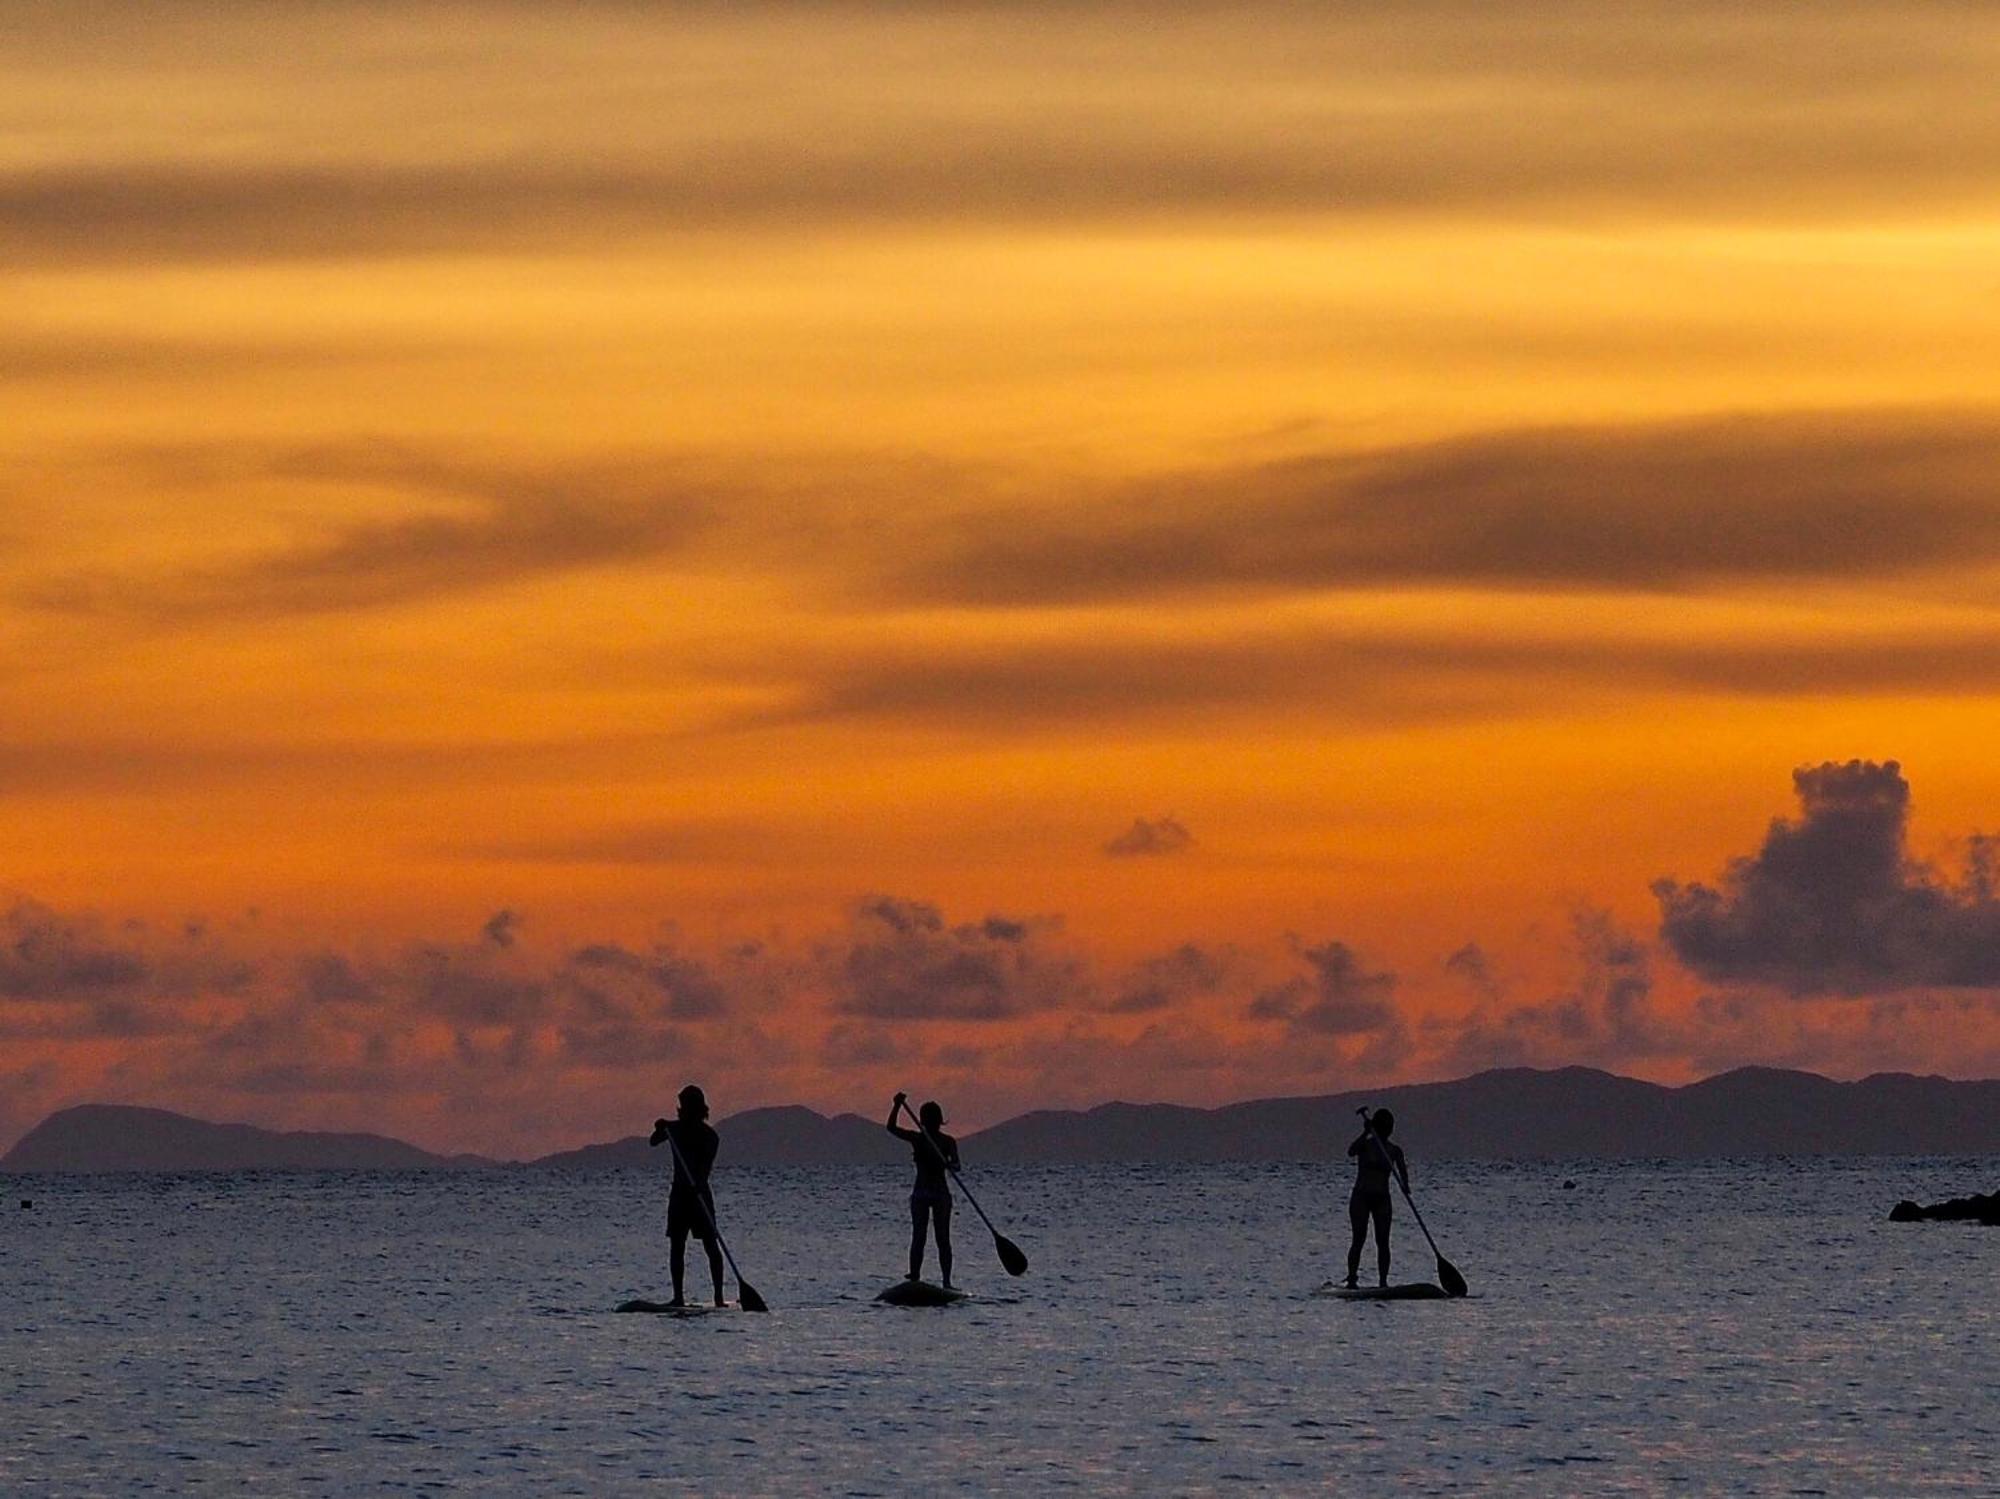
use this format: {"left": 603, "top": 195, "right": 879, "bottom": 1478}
{"left": 886, "top": 1092, "right": 960, "bottom": 1287}
{"left": 651, "top": 1084, "right": 726, "bottom": 1307}
{"left": 1344, "top": 1108, "right": 1410, "bottom": 1289}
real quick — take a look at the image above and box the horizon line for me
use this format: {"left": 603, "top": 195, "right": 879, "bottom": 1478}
{"left": 10, "top": 1060, "right": 1995, "bottom": 1166}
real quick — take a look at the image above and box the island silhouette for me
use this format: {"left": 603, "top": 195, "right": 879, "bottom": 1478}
{"left": 5, "top": 1066, "right": 1996, "bottom": 1172}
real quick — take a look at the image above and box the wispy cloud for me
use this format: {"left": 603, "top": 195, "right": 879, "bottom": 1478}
{"left": 0, "top": 901, "right": 149, "bottom": 1000}
{"left": 25, "top": 445, "right": 712, "bottom": 621}
{"left": 831, "top": 896, "right": 1082, "bottom": 1022}
{"left": 0, "top": 332, "right": 430, "bottom": 380}
{"left": 449, "top": 819, "right": 778, "bottom": 867}
{"left": 74, "top": 410, "right": 2000, "bottom": 602}
{"left": 1247, "top": 939, "right": 1401, "bottom": 1039}
{"left": 1104, "top": 816, "right": 1195, "bottom": 858}
{"left": 725, "top": 615, "right": 2000, "bottom": 738}
{"left": 9, "top": 4, "right": 2000, "bottom": 268}
{"left": 881, "top": 413, "right": 2000, "bottom": 605}
{"left": 1438, "top": 909, "right": 1671, "bottom": 1073}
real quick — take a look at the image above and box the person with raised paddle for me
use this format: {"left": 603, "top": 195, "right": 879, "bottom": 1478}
{"left": 1339, "top": 1106, "right": 1469, "bottom": 1298}
{"left": 1344, "top": 1107, "right": 1410, "bottom": 1289}
{"left": 651, "top": 1084, "right": 727, "bottom": 1308}
{"left": 886, "top": 1092, "right": 960, "bottom": 1287}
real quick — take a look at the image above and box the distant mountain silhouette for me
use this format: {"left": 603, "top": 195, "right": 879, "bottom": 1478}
{"left": 0, "top": 1104, "right": 496, "bottom": 1172}
{"left": 529, "top": 1106, "right": 903, "bottom": 1168}
{"left": 964, "top": 1067, "right": 2000, "bottom": 1162}
{"left": 7, "top": 1068, "right": 1996, "bottom": 1171}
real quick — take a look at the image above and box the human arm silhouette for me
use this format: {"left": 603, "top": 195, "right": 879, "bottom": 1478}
{"left": 1353, "top": 1112, "right": 1410, "bottom": 1193}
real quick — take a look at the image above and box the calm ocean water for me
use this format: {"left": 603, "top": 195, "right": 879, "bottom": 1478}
{"left": 3, "top": 1157, "right": 1993, "bottom": 1493}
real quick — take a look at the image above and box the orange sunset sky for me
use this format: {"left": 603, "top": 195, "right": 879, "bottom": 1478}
{"left": 5, "top": 1, "right": 2000, "bottom": 1156}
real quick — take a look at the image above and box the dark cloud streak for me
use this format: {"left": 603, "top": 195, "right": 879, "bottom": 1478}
{"left": 737, "top": 620, "right": 2000, "bottom": 737}
{"left": 886, "top": 415, "right": 2000, "bottom": 605}
{"left": 28, "top": 447, "right": 711, "bottom": 621}
{"left": 11, "top": 2, "right": 2000, "bottom": 269}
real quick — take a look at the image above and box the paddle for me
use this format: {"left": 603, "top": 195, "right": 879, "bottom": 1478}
{"left": 895, "top": 1096, "right": 1029, "bottom": 1277}
{"left": 650, "top": 1119, "right": 769, "bottom": 1313}
{"left": 1358, "top": 1106, "right": 1468, "bottom": 1298}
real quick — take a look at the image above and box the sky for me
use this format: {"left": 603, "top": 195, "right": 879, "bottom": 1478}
{"left": 4, "top": 1, "right": 2000, "bottom": 1157}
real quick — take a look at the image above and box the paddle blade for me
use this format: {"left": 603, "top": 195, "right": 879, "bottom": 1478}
{"left": 994, "top": 1232, "right": 1029, "bottom": 1277}
{"left": 1437, "top": 1256, "right": 1468, "bottom": 1298}
{"left": 736, "top": 1280, "right": 770, "bottom": 1313}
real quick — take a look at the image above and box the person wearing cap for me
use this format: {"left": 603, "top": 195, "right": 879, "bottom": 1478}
{"left": 1344, "top": 1108, "right": 1410, "bottom": 1289}
{"left": 885, "top": 1092, "right": 961, "bottom": 1287}
{"left": 650, "top": 1084, "right": 725, "bottom": 1307}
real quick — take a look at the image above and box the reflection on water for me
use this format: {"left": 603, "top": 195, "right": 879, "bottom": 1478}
{"left": 2, "top": 1158, "right": 1993, "bottom": 1492}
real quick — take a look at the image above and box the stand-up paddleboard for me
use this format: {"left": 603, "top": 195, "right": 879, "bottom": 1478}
{"left": 875, "top": 1280, "right": 970, "bottom": 1307}
{"left": 1315, "top": 1281, "right": 1451, "bottom": 1301}
{"left": 617, "top": 1299, "right": 732, "bottom": 1315}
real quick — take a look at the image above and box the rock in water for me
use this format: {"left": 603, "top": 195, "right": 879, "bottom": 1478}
{"left": 1888, "top": 1191, "right": 1999, "bottom": 1225}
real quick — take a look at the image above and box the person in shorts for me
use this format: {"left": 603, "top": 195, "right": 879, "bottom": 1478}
{"left": 651, "top": 1084, "right": 725, "bottom": 1307}
{"left": 886, "top": 1092, "right": 959, "bottom": 1287}
{"left": 1344, "top": 1108, "right": 1410, "bottom": 1289}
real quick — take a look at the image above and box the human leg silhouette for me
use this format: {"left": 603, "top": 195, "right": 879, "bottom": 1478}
{"left": 1345, "top": 1194, "right": 1369, "bottom": 1287}
{"left": 908, "top": 1199, "right": 929, "bottom": 1280}
{"left": 702, "top": 1232, "right": 725, "bottom": 1306}
{"left": 1371, "top": 1197, "right": 1393, "bottom": 1286}
{"left": 669, "top": 1226, "right": 689, "bottom": 1305}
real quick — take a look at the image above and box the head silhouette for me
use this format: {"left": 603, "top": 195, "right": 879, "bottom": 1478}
{"left": 1372, "top": 1109, "right": 1395, "bottom": 1138}
{"left": 919, "top": 1100, "right": 945, "bottom": 1131}
{"left": 678, "top": 1084, "right": 709, "bottom": 1121}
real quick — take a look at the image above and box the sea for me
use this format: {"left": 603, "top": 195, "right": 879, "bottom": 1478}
{"left": 3, "top": 1158, "right": 1993, "bottom": 1494}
